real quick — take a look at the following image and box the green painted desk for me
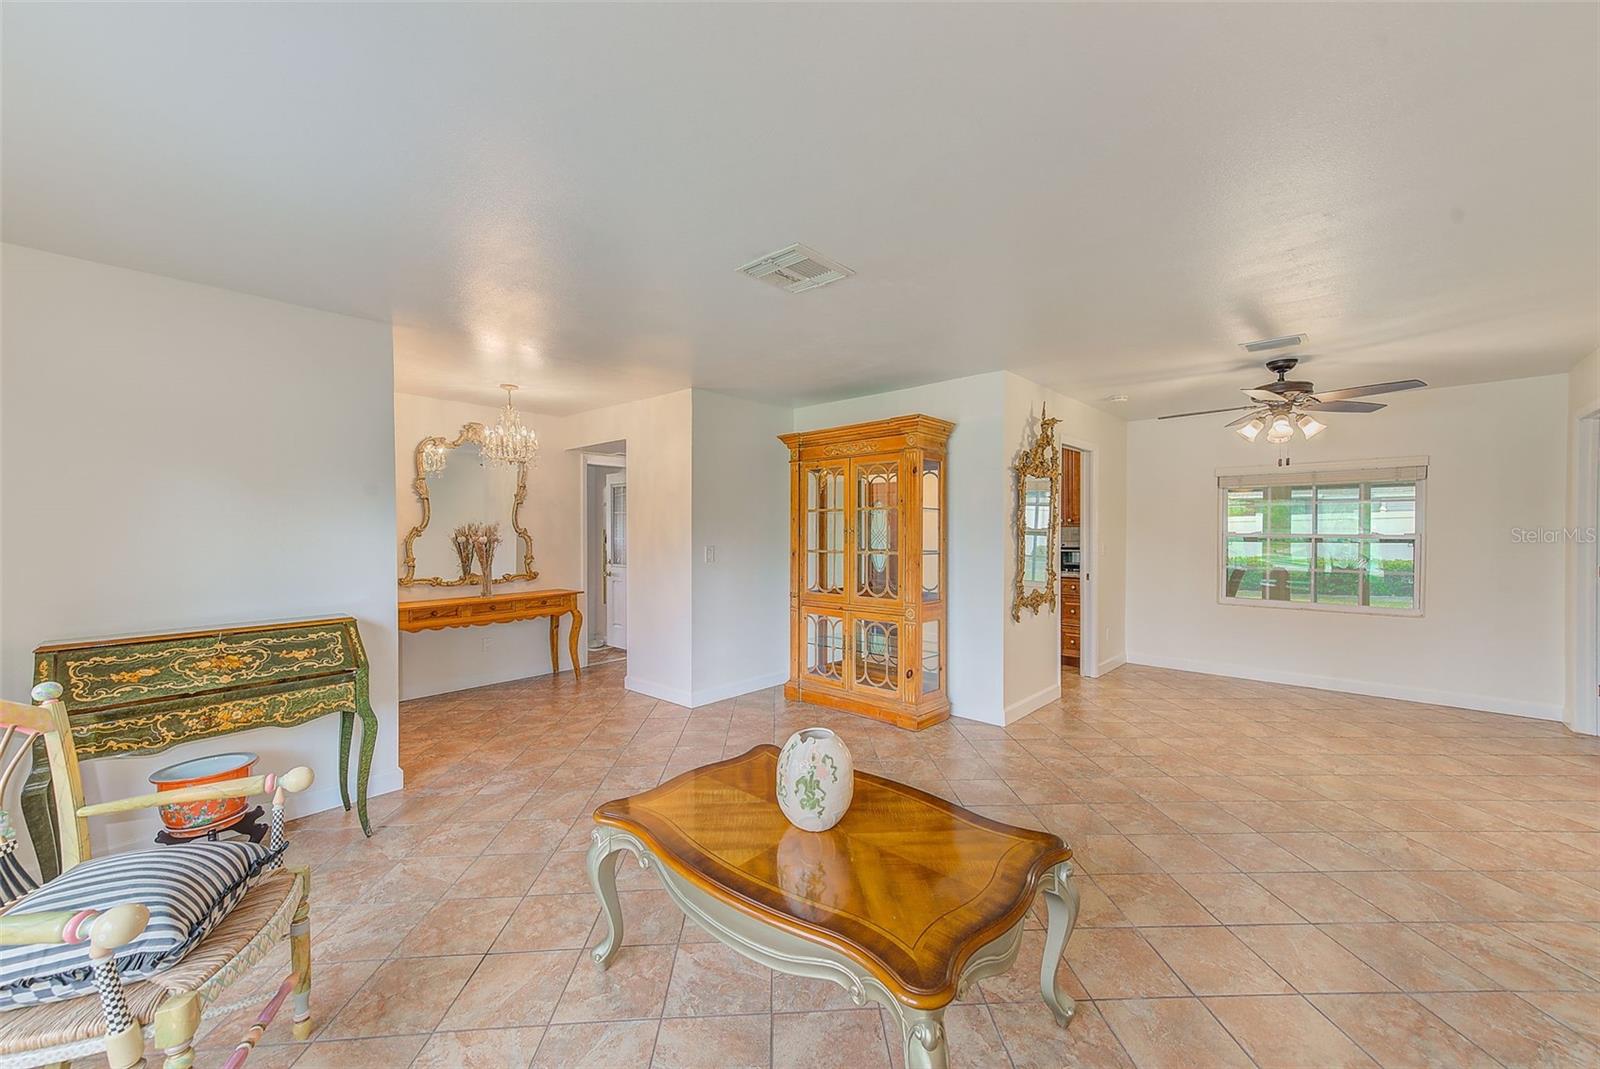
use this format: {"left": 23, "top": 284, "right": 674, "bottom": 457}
{"left": 26, "top": 616, "right": 377, "bottom": 880}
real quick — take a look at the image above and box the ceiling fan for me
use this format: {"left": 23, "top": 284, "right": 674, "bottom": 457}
{"left": 1158, "top": 357, "right": 1427, "bottom": 443}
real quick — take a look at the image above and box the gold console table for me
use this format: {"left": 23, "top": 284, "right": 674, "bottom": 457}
{"left": 398, "top": 589, "right": 584, "bottom": 679}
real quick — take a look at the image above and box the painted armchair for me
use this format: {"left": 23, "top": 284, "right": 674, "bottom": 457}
{"left": 0, "top": 684, "right": 315, "bottom": 1069}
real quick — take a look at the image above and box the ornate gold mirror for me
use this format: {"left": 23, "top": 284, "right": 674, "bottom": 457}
{"left": 1011, "top": 405, "right": 1061, "bottom": 621}
{"left": 399, "top": 423, "right": 538, "bottom": 587}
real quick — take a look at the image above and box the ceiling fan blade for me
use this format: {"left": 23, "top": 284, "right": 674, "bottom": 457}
{"left": 1242, "top": 388, "right": 1284, "bottom": 402}
{"left": 1157, "top": 405, "right": 1257, "bottom": 421}
{"left": 1310, "top": 400, "right": 1386, "bottom": 413}
{"left": 1223, "top": 412, "right": 1263, "bottom": 429}
{"left": 1310, "top": 379, "right": 1427, "bottom": 403}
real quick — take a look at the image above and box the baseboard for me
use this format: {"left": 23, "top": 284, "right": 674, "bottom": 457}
{"left": 290, "top": 766, "right": 407, "bottom": 820}
{"left": 624, "top": 674, "right": 694, "bottom": 708}
{"left": 1125, "top": 652, "right": 1564, "bottom": 722}
{"left": 1003, "top": 681, "right": 1061, "bottom": 724}
{"left": 690, "top": 671, "right": 789, "bottom": 708}
{"left": 1093, "top": 653, "right": 1127, "bottom": 678}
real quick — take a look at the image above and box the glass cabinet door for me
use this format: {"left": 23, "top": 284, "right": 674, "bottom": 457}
{"left": 921, "top": 459, "right": 941, "bottom": 602}
{"left": 851, "top": 616, "right": 901, "bottom": 695}
{"left": 853, "top": 460, "right": 900, "bottom": 601}
{"left": 804, "top": 465, "right": 846, "bottom": 596}
{"left": 803, "top": 612, "right": 846, "bottom": 684}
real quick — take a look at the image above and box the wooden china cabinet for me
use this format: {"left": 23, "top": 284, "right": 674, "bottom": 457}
{"left": 778, "top": 415, "right": 954, "bottom": 730}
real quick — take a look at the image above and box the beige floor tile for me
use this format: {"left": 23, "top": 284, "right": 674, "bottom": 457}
{"left": 1093, "top": 874, "right": 1217, "bottom": 926}
{"left": 1518, "top": 991, "right": 1600, "bottom": 1045}
{"left": 439, "top": 950, "right": 579, "bottom": 1030}
{"left": 397, "top": 896, "right": 521, "bottom": 957}
{"left": 1204, "top": 995, "right": 1378, "bottom": 1068}
{"left": 1408, "top": 922, "right": 1600, "bottom": 991}
{"left": 1415, "top": 991, "right": 1600, "bottom": 1068}
{"left": 1317, "top": 922, "right": 1495, "bottom": 992}
{"left": 531, "top": 1020, "right": 660, "bottom": 1069}
{"left": 584, "top": 888, "right": 687, "bottom": 947}
{"left": 493, "top": 893, "right": 600, "bottom": 952}
{"left": 988, "top": 1000, "right": 1134, "bottom": 1069}
{"left": 1249, "top": 872, "right": 1395, "bottom": 923}
{"left": 880, "top": 1003, "right": 1009, "bottom": 1069}
{"left": 1141, "top": 926, "right": 1294, "bottom": 995}
{"left": 448, "top": 852, "right": 546, "bottom": 898}
{"left": 552, "top": 943, "right": 675, "bottom": 1023}
{"left": 654, "top": 1014, "right": 772, "bottom": 1069}
{"left": 1231, "top": 925, "right": 1396, "bottom": 994}
{"left": 1060, "top": 929, "right": 1188, "bottom": 1000}
{"left": 663, "top": 941, "right": 772, "bottom": 1017}
{"left": 1195, "top": 833, "right": 1314, "bottom": 872}
{"left": 1123, "top": 834, "right": 1237, "bottom": 873}
{"left": 772, "top": 1009, "right": 891, "bottom": 1069}
{"left": 771, "top": 973, "right": 860, "bottom": 1013}
{"left": 321, "top": 954, "right": 482, "bottom": 1039}
{"left": 1310, "top": 993, "right": 1499, "bottom": 1068}
{"left": 1097, "top": 998, "right": 1253, "bottom": 1069}
{"left": 1169, "top": 872, "right": 1302, "bottom": 924}
{"left": 291, "top": 1035, "right": 430, "bottom": 1068}
{"left": 413, "top": 1026, "right": 544, "bottom": 1069}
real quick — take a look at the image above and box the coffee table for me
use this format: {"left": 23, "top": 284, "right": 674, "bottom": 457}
{"left": 588, "top": 745, "right": 1080, "bottom": 1069}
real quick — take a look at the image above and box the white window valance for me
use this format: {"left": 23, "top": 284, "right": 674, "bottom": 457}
{"left": 1216, "top": 459, "right": 1428, "bottom": 490}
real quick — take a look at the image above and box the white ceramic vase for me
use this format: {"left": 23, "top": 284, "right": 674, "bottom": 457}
{"left": 775, "top": 728, "right": 854, "bottom": 832}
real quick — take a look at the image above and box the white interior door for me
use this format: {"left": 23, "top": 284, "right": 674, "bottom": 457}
{"left": 604, "top": 472, "right": 628, "bottom": 649}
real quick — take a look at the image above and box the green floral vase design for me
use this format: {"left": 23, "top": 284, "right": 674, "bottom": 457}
{"left": 775, "top": 727, "right": 854, "bottom": 832}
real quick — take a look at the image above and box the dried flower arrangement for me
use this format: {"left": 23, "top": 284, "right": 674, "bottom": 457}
{"left": 474, "top": 523, "right": 502, "bottom": 596}
{"left": 450, "top": 523, "right": 481, "bottom": 581}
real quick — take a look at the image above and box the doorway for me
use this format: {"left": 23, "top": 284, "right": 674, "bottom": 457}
{"left": 1059, "top": 443, "right": 1096, "bottom": 678}
{"left": 581, "top": 449, "right": 627, "bottom": 668}
{"left": 603, "top": 470, "right": 627, "bottom": 649}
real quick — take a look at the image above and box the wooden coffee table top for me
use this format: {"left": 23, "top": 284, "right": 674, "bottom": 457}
{"left": 593, "top": 744, "right": 1071, "bottom": 1006}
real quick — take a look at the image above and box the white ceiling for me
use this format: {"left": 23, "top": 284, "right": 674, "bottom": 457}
{"left": 4, "top": 4, "right": 1595, "bottom": 419}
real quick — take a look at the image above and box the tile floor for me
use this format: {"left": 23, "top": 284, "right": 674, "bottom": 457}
{"left": 174, "top": 662, "right": 1600, "bottom": 1068}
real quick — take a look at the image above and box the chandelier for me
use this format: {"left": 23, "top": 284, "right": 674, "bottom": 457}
{"left": 482, "top": 384, "right": 539, "bottom": 467}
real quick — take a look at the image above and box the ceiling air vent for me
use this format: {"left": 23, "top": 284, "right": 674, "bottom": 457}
{"left": 737, "top": 243, "right": 853, "bottom": 293}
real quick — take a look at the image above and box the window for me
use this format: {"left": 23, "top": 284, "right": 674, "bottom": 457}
{"left": 1219, "top": 463, "right": 1425, "bottom": 614}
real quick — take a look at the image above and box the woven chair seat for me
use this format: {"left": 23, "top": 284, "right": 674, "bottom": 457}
{"left": 0, "top": 869, "right": 299, "bottom": 1056}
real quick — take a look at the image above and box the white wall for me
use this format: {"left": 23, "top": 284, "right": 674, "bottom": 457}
{"left": 1002, "top": 374, "right": 1129, "bottom": 719}
{"left": 795, "top": 373, "right": 1011, "bottom": 723}
{"left": 393, "top": 392, "right": 579, "bottom": 699}
{"left": 1566, "top": 349, "right": 1599, "bottom": 733}
{"left": 1, "top": 245, "right": 402, "bottom": 857}
{"left": 561, "top": 391, "right": 696, "bottom": 704}
{"left": 690, "top": 391, "right": 791, "bottom": 705}
{"left": 1126, "top": 374, "right": 1568, "bottom": 720}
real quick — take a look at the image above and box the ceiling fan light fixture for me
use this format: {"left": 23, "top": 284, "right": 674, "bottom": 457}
{"left": 1235, "top": 416, "right": 1266, "bottom": 442}
{"left": 1296, "top": 413, "right": 1327, "bottom": 439}
{"left": 1265, "top": 414, "right": 1295, "bottom": 444}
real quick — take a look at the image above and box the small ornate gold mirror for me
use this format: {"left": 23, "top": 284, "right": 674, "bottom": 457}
{"left": 399, "top": 423, "right": 538, "bottom": 587}
{"left": 1011, "top": 405, "right": 1061, "bottom": 621}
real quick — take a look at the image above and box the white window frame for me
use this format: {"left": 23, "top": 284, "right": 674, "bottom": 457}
{"left": 1215, "top": 461, "right": 1427, "bottom": 618}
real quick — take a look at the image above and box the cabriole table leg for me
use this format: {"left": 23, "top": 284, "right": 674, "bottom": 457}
{"left": 1039, "top": 860, "right": 1081, "bottom": 1027}
{"left": 587, "top": 829, "right": 626, "bottom": 969}
{"left": 898, "top": 1008, "right": 949, "bottom": 1069}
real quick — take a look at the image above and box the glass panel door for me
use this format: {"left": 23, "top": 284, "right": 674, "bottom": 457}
{"left": 805, "top": 465, "right": 846, "bottom": 595}
{"left": 922, "top": 460, "right": 941, "bottom": 602}
{"left": 851, "top": 616, "right": 901, "bottom": 694}
{"left": 853, "top": 460, "right": 900, "bottom": 601}
{"left": 803, "top": 612, "right": 846, "bottom": 684}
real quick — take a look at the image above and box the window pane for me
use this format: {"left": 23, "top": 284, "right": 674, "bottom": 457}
{"left": 1315, "top": 484, "right": 1361, "bottom": 535}
{"left": 1262, "top": 538, "right": 1312, "bottom": 602}
{"left": 1224, "top": 538, "right": 1265, "bottom": 599}
{"left": 1226, "top": 489, "right": 1265, "bottom": 535}
{"left": 1267, "top": 486, "right": 1314, "bottom": 535}
{"left": 1368, "top": 484, "right": 1417, "bottom": 537}
{"left": 1315, "top": 538, "right": 1366, "bottom": 605}
{"left": 1369, "top": 541, "right": 1416, "bottom": 609}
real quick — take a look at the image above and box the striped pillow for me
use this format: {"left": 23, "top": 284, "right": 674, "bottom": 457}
{"left": 0, "top": 840, "right": 284, "bottom": 1009}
